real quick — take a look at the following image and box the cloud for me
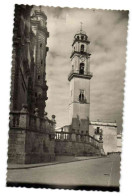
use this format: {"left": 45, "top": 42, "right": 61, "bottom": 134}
{"left": 41, "top": 7, "right": 128, "bottom": 132}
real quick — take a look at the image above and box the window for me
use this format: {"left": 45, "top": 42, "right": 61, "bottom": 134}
{"left": 97, "top": 127, "right": 100, "bottom": 134}
{"left": 38, "top": 75, "right": 40, "bottom": 80}
{"left": 35, "top": 92, "right": 37, "bottom": 97}
{"left": 79, "top": 89, "right": 85, "bottom": 102}
{"left": 79, "top": 63, "right": 84, "bottom": 74}
{"left": 40, "top": 43, "right": 42, "bottom": 47}
{"left": 81, "top": 36, "right": 84, "bottom": 40}
{"left": 77, "top": 36, "right": 79, "bottom": 40}
{"left": 41, "top": 60, "right": 43, "bottom": 65}
{"left": 81, "top": 44, "right": 84, "bottom": 52}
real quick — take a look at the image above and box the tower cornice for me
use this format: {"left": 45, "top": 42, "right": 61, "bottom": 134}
{"left": 68, "top": 71, "right": 93, "bottom": 81}
{"left": 70, "top": 51, "right": 91, "bottom": 59}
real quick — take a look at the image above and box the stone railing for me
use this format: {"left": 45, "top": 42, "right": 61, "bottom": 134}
{"left": 55, "top": 131, "right": 103, "bottom": 149}
{"left": 9, "top": 105, "right": 56, "bottom": 135}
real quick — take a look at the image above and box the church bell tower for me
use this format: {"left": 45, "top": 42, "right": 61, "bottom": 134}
{"left": 68, "top": 25, "right": 93, "bottom": 134}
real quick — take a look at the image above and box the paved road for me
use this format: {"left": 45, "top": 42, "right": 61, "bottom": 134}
{"left": 7, "top": 154, "right": 120, "bottom": 187}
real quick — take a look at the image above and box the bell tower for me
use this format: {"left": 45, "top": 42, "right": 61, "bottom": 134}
{"left": 68, "top": 24, "right": 93, "bottom": 134}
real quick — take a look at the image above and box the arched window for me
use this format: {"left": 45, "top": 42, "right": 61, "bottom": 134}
{"left": 81, "top": 44, "right": 84, "bottom": 52}
{"left": 79, "top": 89, "right": 85, "bottom": 102}
{"left": 79, "top": 63, "right": 84, "bottom": 74}
{"left": 77, "top": 36, "right": 79, "bottom": 40}
{"left": 97, "top": 127, "right": 100, "bottom": 134}
{"left": 81, "top": 36, "right": 84, "bottom": 40}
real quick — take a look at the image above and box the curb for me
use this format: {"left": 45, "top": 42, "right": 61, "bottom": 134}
{"left": 8, "top": 156, "right": 107, "bottom": 170}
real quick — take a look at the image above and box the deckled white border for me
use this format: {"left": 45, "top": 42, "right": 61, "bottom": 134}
{"left": 0, "top": 0, "right": 131, "bottom": 195}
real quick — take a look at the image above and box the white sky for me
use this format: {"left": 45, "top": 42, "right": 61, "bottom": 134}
{"left": 40, "top": 7, "right": 128, "bottom": 133}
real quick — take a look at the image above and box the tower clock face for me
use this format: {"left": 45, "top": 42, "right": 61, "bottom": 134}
{"left": 80, "top": 56, "right": 85, "bottom": 62}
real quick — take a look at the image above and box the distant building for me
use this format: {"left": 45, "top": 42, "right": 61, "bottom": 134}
{"left": 89, "top": 121, "right": 118, "bottom": 154}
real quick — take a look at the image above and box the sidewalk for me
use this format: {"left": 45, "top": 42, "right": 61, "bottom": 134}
{"left": 8, "top": 155, "right": 106, "bottom": 170}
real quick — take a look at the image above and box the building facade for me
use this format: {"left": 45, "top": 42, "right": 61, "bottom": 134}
{"left": 89, "top": 121, "right": 118, "bottom": 154}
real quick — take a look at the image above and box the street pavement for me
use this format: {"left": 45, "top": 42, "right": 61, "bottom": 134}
{"left": 7, "top": 154, "right": 120, "bottom": 187}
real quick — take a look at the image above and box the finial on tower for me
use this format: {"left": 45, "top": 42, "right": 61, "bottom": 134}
{"left": 39, "top": 5, "right": 42, "bottom": 12}
{"left": 80, "top": 22, "right": 83, "bottom": 32}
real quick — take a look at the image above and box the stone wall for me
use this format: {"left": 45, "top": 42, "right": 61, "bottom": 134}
{"left": 8, "top": 129, "right": 55, "bottom": 164}
{"left": 8, "top": 130, "right": 26, "bottom": 164}
{"left": 55, "top": 141, "right": 101, "bottom": 156}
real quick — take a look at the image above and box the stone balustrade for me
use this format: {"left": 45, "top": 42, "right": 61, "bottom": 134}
{"left": 55, "top": 131, "right": 103, "bottom": 149}
{"left": 9, "top": 108, "right": 56, "bottom": 134}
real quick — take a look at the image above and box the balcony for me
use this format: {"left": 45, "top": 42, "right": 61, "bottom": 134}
{"left": 68, "top": 70, "right": 93, "bottom": 81}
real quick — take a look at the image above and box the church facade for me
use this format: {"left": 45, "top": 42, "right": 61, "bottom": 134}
{"left": 8, "top": 5, "right": 56, "bottom": 164}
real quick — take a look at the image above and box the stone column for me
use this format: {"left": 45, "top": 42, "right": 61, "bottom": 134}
{"left": 71, "top": 132, "right": 76, "bottom": 141}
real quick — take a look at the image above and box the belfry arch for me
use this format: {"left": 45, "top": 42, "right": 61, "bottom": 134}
{"left": 81, "top": 44, "right": 84, "bottom": 52}
{"left": 79, "top": 63, "right": 84, "bottom": 74}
